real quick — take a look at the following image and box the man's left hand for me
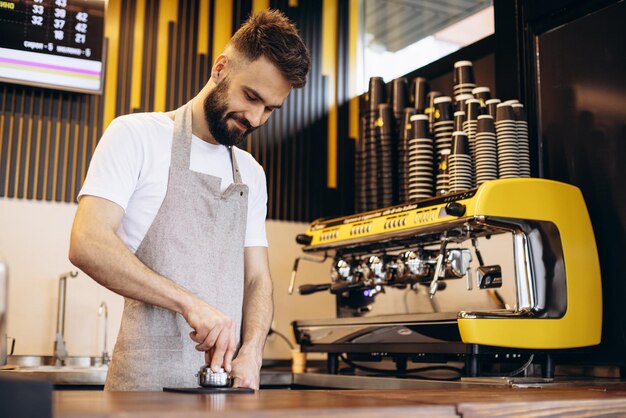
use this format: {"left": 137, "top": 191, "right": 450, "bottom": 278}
{"left": 231, "top": 351, "right": 262, "bottom": 390}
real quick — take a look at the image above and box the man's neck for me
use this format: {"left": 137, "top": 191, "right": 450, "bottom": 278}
{"left": 190, "top": 98, "right": 220, "bottom": 145}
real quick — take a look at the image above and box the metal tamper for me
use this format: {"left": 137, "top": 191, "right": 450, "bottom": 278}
{"left": 196, "top": 365, "right": 232, "bottom": 387}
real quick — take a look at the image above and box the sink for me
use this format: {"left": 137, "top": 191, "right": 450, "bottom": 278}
{"left": 7, "top": 355, "right": 106, "bottom": 368}
{"left": 0, "top": 355, "right": 108, "bottom": 385}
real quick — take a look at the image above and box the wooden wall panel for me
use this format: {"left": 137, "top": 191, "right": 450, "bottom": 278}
{"left": 0, "top": 0, "right": 355, "bottom": 222}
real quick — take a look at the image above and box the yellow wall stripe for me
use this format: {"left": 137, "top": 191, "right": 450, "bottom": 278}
{"left": 154, "top": 0, "right": 177, "bottom": 112}
{"left": 130, "top": 0, "right": 146, "bottom": 111}
{"left": 3, "top": 93, "right": 15, "bottom": 195}
{"left": 348, "top": 0, "right": 360, "bottom": 140}
{"left": 0, "top": 86, "right": 6, "bottom": 188}
{"left": 252, "top": 0, "right": 270, "bottom": 14}
{"left": 13, "top": 92, "right": 26, "bottom": 196}
{"left": 70, "top": 100, "right": 81, "bottom": 199}
{"left": 42, "top": 95, "right": 52, "bottom": 200}
{"left": 51, "top": 102, "right": 62, "bottom": 200}
{"left": 103, "top": 0, "right": 121, "bottom": 128}
{"left": 21, "top": 91, "right": 35, "bottom": 197}
{"left": 213, "top": 1, "right": 233, "bottom": 57}
{"left": 197, "top": 0, "right": 210, "bottom": 55}
{"left": 80, "top": 98, "right": 90, "bottom": 185}
{"left": 60, "top": 99, "right": 72, "bottom": 200}
{"left": 32, "top": 90, "right": 44, "bottom": 199}
{"left": 322, "top": 0, "right": 338, "bottom": 189}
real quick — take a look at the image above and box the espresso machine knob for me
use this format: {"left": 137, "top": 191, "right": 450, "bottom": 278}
{"left": 445, "top": 202, "right": 466, "bottom": 217}
{"left": 296, "top": 234, "right": 313, "bottom": 245}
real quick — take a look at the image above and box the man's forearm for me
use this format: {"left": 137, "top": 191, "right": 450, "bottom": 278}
{"left": 71, "top": 224, "right": 196, "bottom": 315}
{"left": 238, "top": 274, "right": 274, "bottom": 362}
{"left": 69, "top": 199, "right": 197, "bottom": 316}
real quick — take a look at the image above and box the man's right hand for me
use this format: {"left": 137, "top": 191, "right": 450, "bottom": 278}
{"left": 183, "top": 299, "right": 237, "bottom": 373}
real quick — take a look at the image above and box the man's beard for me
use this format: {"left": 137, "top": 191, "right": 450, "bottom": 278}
{"left": 203, "top": 78, "right": 254, "bottom": 147}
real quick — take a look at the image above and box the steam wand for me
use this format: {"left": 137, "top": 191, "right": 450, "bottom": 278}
{"left": 428, "top": 236, "right": 449, "bottom": 299}
{"left": 287, "top": 253, "right": 329, "bottom": 294}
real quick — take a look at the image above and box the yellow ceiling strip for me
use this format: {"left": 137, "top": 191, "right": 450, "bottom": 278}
{"left": 322, "top": 0, "right": 338, "bottom": 189}
{"left": 154, "top": 0, "right": 178, "bottom": 112}
{"left": 103, "top": 0, "right": 121, "bottom": 128}
{"left": 212, "top": 1, "right": 233, "bottom": 58}
{"left": 252, "top": 0, "right": 270, "bottom": 14}
{"left": 130, "top": 0, "right": 146, "bottom": 111}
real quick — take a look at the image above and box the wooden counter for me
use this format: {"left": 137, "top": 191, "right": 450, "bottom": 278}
{"left": 54, "top": 383, "right": 626, "bottom": 417}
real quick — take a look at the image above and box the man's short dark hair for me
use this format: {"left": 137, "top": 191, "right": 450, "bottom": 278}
{"left": 228, "top": 9, "right": 311, "bottom": 88}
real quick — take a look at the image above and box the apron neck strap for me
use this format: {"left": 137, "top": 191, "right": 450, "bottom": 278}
{"left": 171, "top": 101, "right": 193, "bottom": 171}
{"left": 228, "top": 147, "right": 244, "bottom": 184}
{"left": 172, "top": 101, "right": 244, "bottom": 185}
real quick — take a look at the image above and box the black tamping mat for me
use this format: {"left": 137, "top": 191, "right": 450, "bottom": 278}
{"left": 163, "top": 386, "right": 255, "bottom": 394}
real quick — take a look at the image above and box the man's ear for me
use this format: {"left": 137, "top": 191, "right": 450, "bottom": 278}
{"left": 211, "top": 54, "right": 229, "bottom": 84}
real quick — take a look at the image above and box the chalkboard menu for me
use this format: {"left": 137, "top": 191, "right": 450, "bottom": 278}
{"left": 0, "top": 0, "right": 105, "bottom": 94}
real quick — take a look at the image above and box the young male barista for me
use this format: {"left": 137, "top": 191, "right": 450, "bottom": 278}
{"left": 69, "top": 10, "right": 311, "bottom": 391}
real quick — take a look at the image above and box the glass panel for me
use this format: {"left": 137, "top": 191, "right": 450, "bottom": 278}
{"left": 359, "top": 0, "right": 494, "bottom": 93}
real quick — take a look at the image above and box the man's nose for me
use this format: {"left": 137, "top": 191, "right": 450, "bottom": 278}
{"left": 245, "top": 105, "right": 265, "bottom": 128}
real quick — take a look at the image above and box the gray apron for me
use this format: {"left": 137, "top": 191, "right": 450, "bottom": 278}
{"left": 105, "top": 101, "right": 249, "bottom": 391}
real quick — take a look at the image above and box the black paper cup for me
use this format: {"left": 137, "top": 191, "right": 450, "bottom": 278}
{"left": 391, "top": 77, "right": 408, "bottom": 114}
{"left": 495, "top": 103, "right": 514, "bottom": 122}
{"left": 410, "top": 114, "right": 429, "bottom": 139}
{"left": 454, "top": 94, "right": 473, "bottom": 112}
{"left": 485, "top": 99, "right": 501, "bottom": 118}
{"left": 433, "top": 96, "right": 453, "bottom": 122}
{"left": 368, "top": 76, "right": 386, "bottom": 111}
{"left": 512, "top": 103, "right": 526, "bottom": 122}
{"left": 454, "top": 111, "right": 466, "bottom": 131}
{"left": 401, "top": 107, "right": 416, "bottom": 141}
{"left": 425, "top": 91, "right": 442, "bottom": 122}
{"left": 477, "top": 114, "right": 495, "bottom": 134}
{"left": 453, "top": 60, "right": 475, "bottom": 85}
{"left": 465, "top": 99, "right": 481, "bottom": 121}
{"left": 377, "top": 103, "right": 394, "bottom": 136}
{"left": 451, "top": 131, "right": 470, "bottom": 155}
{"left": 411, "top": 77, "right": 430, "bottom": 113}
{"left": 472, "top": 86, "right": 491, "bottom": 105}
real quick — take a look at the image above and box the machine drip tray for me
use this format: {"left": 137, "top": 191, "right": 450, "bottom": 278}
{"left": 461, "top": 376, "right": 625, "bottom": 388}
{"left": 461, "top": 376, "right": 554, "bottom": 386}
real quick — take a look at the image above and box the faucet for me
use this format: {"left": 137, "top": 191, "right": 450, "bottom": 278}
{"left": 53, "top": 271, "right": 78, "bottom": 366}
{"left": 98, "top": 301, "right": 110, "bottom": 366}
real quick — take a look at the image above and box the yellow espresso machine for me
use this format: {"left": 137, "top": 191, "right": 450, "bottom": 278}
{"left": 291, "top": 178, "right": 602, "bottom": 378}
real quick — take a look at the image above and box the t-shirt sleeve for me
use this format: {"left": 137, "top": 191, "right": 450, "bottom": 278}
{"left": 77, "top": 116, "right": 142, "bottom": 211}
{"left": 244, "top": 162, "right": 268, "bottom": 247}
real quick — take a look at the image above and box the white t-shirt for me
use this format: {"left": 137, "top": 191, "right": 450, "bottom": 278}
{"left": 78, "top": 112, "right": 268, "bottom": 252}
